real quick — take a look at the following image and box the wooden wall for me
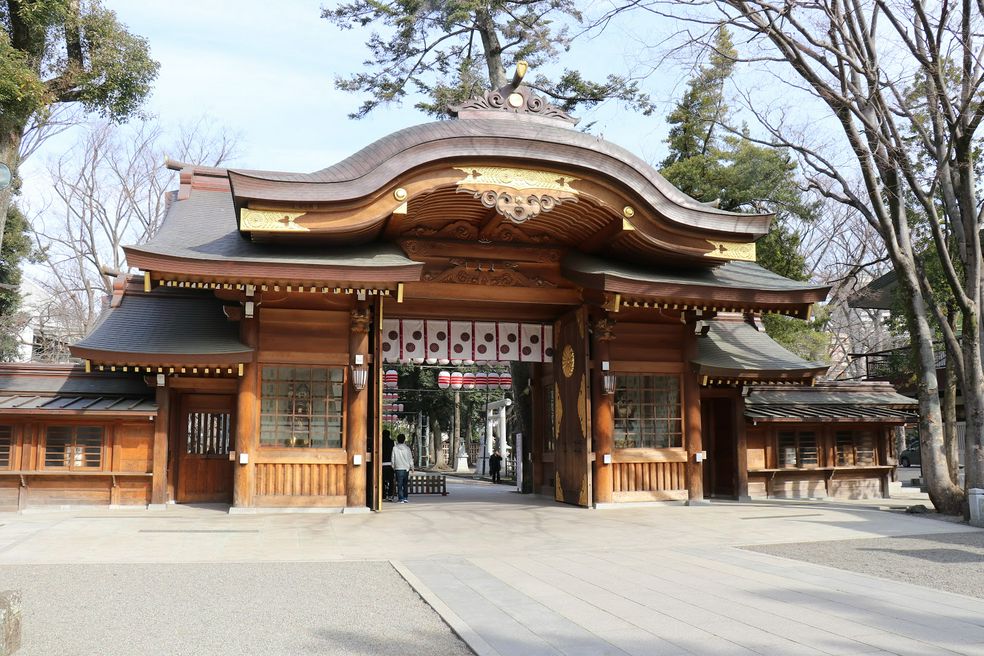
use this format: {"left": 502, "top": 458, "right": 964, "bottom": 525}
{"left": 603, "top": 317, "right": 689, "bottom": 503}
{"left": 248, "top": 304, "right": 354, "bottom": 508}
{"left": 0, "top": 417, "right": 155, "bottom": 511}
{"left": 745, "top": 424, "right": 892, "bottom": 500}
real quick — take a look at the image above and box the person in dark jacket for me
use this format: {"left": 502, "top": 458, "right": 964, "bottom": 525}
{"left": 382, "top": 430, "right": 395, "bottom": 501}
{"left": 489, "top": 450, "right": 503, "bottom": 484}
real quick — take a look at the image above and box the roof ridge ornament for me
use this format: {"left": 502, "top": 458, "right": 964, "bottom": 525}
{"left": 450, "top": 61, "right": 579, "bottom": 126}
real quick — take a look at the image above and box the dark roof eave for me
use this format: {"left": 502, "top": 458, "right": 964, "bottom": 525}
{"left": 0, "top": 407, "right": 157, "bottom": 417}
{"left": 564, "top": 268, "right": 830, "bottom": 307}
{"left": 69, "top": 346, "right": 253, "bottom": 366}
{"left": 693, "top": 365, "right": 827, "bottom": 378}
{"left": 124, "top": 246, "right": 425, "bottom": 283}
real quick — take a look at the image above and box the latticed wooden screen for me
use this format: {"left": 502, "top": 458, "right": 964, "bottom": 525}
{"left": 260, "top": 367, "right": 344, "bottom": 448}
{"left": 186, "top": 412, "right": 232, "bottom": 456}
{"left": 777, "top": 430, "right": 819, "bottom": 468}
{"left": 0, "top": 425, "right": 10, "bottom": 468}
{"left": 44, "top": 426, "right": 103, "bottom": 470}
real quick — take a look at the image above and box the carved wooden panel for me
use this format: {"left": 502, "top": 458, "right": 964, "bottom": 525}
{"left": 552, "top": 306, "right": 592, "bottom": 507}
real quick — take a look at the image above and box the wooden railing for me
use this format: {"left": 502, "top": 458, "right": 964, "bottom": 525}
{"left": 409, "top": 473, "right": 448, "bottom": 495}
{"left": 253, "top": 462, "right": 347, "bottom": 506}
{"left": 611, "top": 448, "right": 688, "bottom": 501}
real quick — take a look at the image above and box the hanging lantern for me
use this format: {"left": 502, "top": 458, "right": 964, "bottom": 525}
{"left": 437, "top": 371, "right": 451, "bottom": 389}
{"left": 438, "top": 358, "right": 450, "bottom": 365}
{"left": 383, "top": 392, "right": 398, "bottom": 402}
{"left": 499, "top": 372, "right": 512, "bottom": 390}
{"left": 425, "top": 357, "right": 437, "bottom": 365}
{"left": 450, "top": 371, "right": 463, "bottom": 390}
{"left": 412, "top": 357, "right": 425, "bottom": 365}
{"left": 474, "top": 372, "right": 488, "bottom": 390}
{"left": 384, "top": 370, "right": 399, "bottom": 388}
{"left": 486, "top": 371, "right": 500, "bottom": 389}
{"left": 462, "top": 372, "right": 476, "bottom": 390}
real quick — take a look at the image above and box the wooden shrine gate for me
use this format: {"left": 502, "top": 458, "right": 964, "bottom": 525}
{"left": 552, "top": 307, "right": 592, "bottom": 506}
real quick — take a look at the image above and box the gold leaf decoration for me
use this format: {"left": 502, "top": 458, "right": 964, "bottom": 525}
{"left": 240, "top": 208, "right": 309, "bottom": 232}
{"left": 705, "top": 240, "right": 756, "bottom": 262}
{"left": 562, "top": 345, "right": 575, "bottom": 378}
{"left": 454, "top": 166, "right": 579, "bottom": 224}
{"left": 578, "top": 376, "right": 587, "bottom": 439}
{"left": 554, "top": 382, "right": 562, "bottom": 444}
{"left": 555, "top": 471, "right": 563, "bottom": 502}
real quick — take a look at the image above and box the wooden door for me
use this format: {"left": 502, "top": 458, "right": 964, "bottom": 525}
{"left": 176, "top": 394, "right": 235, "bottom": 503}
{"left": 552, "top": 307, "right": 592, "bottom": 506}
{"left": 702, "top": 397, "right": 737, "bottom": 498}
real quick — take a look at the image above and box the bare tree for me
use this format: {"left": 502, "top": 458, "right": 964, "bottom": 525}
{"left": 608, "top": 0, "right": 983, "bottom": 513}
{"left": 29, "top": 118, "right": 240, "bottom": 354}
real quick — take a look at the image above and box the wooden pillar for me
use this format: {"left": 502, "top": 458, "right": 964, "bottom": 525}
{"left": 591, "top": 314, "right": 615, "bottom": 506}
{"left": 151, "top": 384, "right": 169, "bottom": 505}
{"left": 233, "top": 316, "right": 259, "bottom": 508}
{"left": 735, "top": 393, "right": 749, "bottom": 501}
{"left": 346, "top": 305, "right": 370, "bottom": 508}
{"left": 683, "top": 323, "right": 706, "bottom": 505}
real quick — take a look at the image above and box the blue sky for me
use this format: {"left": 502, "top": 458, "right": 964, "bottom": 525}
{"left": 84, "top": 0, "right": 686, "bottom": 173}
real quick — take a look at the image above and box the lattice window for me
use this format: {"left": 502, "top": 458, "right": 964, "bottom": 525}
{"left": 777, "top": 430, "right": 819, "bottom": 468}
{"left": 836, "top": 430, "right": 877, "bottom": 466}
{"left": 186, "top": 412, "right": 232, "bottom": 457}
{"left": 260, "top": 367, "right": 344, "bottom": 448}
{"left": 0, "top": 426, "right": 11, "bottom": 469}
{"left": 44, "top": 426, "right": 104, "bottom": 470}
{"left": 613, "top": 375, "right": 683, "bottom": 449}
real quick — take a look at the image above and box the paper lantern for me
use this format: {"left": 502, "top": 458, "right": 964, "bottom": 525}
{"left": 426, "top": 357, "right": 437, "bottom": 365}
{"left": 384, "top": 370, "right": 399, "bottom": 388}
{"left": 383, "top": 392, "right": 398, "bottom": 401}
{"left": 499, "top": 372, "right": 512, "bottom": 390}
{"left": 411, "top": 357, "right": 425, "bottom": 365}
{"left": 437, "top": 371, "right": 451, "bottom": 389}
{"left": 486, "top": 372, "right": 500, "bottom": 389}
{"left": 462, "top": 372, "right": 476, "bottom": 390}
{"left": 450, "top": 371, "right": 463, "bottom": 390}
{"left": 438, "top": 359, "right": 450, "bottom": 365}
{"left": 474, "top": 372, "right": 488, "bottom": 390}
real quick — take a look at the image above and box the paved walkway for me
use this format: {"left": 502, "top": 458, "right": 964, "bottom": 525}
{"left": 1, "top": 481, "right": 983, "bottom": 655}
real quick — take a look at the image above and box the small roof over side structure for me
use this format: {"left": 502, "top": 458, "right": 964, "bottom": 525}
{"left": 0, "top": 363, "right": 156, "bottom": 416}
{"left": 744, "top": 382, "right": 916, "bottom": 424}
{"left": 70, "top": 280, "right": 253, "bottom": 372}
{"left": 693, "top": 317, "right": 828, "bottom": 383}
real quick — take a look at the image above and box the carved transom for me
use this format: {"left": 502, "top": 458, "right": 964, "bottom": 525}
{"left": 422, "top": 259, "right": 556, "bottom": 288}
{"left": 455, "top": 166, "right": 579, "bottom": 224}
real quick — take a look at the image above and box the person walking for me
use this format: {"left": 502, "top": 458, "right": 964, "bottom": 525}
{"left": 381, "top": 430, "right": 395, "bottom": 502}
{"left": 392, "top": 434, "right": 414, "bottom": 503}
{"left": 489, "top": 449, "right": 502, "bottom": 484}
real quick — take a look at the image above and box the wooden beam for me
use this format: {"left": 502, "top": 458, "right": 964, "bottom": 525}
{"left": 346, "top": 304, "right": 370, "bottom": 508}
{"left": 683, "top": 325, "right": 705, "bottom": 505}
{"left": 151, "top": 384, "right": 169, "bottom": 505}
{"left": 580, "top": 216, "right": 630, "bottom": 254}
{"left": 233, "top": 316, "right": 259, "bottom": 508}
{"left": 591, "top": 312, "right": 614, "bottom": 505}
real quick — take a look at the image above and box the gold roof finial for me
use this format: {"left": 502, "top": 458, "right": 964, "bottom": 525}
{"left": 512, "top": 61, "right": 529, "bottom": 87}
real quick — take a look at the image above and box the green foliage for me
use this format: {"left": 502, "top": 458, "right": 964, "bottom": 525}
{"left": 0, "top": 204, "right": 35, "bottom": 360}
{"left": 323, "top": 0, "right": 654, "bottom": 118}
{"left": 659, "top": 27, "right": 825, "bottom": 360}
{"left": 0, "top": 0, "right": 158, "bottom": 130}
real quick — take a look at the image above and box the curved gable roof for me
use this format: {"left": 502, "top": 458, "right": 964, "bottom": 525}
{"left": 227, "top": 117, "right": 772, "bottom": 240}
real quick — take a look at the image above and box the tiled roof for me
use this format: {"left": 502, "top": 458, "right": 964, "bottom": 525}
{"left": 127, "top": 190, "right": 421, "bottom": 269}
{"left": 0, "top": 393, "right": 156, "bottom": 414}
{"left": 0, "top": 364, "right": 156, "bottom": 416}
{"left": 745, "top": 382, "right": 917, "bottom": 423}
{"left": 564, "top": 253, "right": 828, "bottom": 293}
{"left": 72, "top": 287, "right": 252, "bottom": 359}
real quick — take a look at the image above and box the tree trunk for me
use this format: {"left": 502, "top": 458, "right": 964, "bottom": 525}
{"left": 943, "top": 347, "right": 961, "bottom": 485}
{"left": 452, "top": 390, "right": 461, "bottom": 468}
{"left": 474, "top": 8, "right": 508, "bottom": 88}
{"left": 907, "top": 302, "right": 965, "bottom": 514}
{"left": 0, "top": 130, "right": 23, "bottom": 251}
{"left": 961, "top": 331, "right": 984, "bottom": 497}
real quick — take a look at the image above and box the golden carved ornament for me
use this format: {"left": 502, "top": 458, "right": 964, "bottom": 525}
{"left": 562, "top": 344, "right": 576, "bottom": 378}
{"left": 555, "top": 471, "right": 563, "bottom": 502}
{"left": 705, "top": 240, "right": 757, "bottom": 262}
{"left": 393, "top": 187, "right": 408, "bottom": 201}
{"left": 454, "top": 166, "right": 579, "bottom": 224}
{"left": 622, "top": 205, "right": 635, "bottom": 218}
{"left": 240, "top": 208, "right": 308, "bottom": 232}
{"left": 592, "top": 317, "right": 616, "bottom": 341}
{"left": 350, "top": 308, "right": 371, "bottom": 334}
{"left": 578, "top": 376, "right": 587, "bottom": 439}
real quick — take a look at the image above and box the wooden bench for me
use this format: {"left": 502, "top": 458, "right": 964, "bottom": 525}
{"left": 409, "top": 473, "right": 448, "bottom": 496}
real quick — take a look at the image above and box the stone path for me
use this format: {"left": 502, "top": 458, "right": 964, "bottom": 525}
{"left": 1, "top": 481, "right": 983, "bottom": 655}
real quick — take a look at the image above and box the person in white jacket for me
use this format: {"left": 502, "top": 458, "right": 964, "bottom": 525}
{"left": 392, "top": 434, "right": 414, "bottom": 503}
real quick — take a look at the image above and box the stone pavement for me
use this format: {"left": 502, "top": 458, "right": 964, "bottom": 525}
{"left": 1, "top": 481, "right": 983, "bottom": 655}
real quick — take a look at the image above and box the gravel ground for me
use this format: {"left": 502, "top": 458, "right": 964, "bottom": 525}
{"left": 0, "top": 561, "right": 473, "bottom": 656}
{"left": 746, "top": 530, "right": 984, "bottom": 599}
